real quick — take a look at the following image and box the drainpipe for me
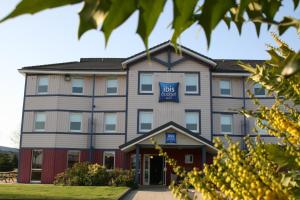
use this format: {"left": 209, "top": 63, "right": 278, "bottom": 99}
{"left": 89, "top": 74, "right": 96, "bottom": 162}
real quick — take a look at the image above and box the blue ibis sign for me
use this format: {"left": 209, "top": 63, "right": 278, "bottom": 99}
{"left": 165, "top": 133, "right": 176, "bottom": 144}
{"left": 159, "top": 82, "right": 179, "bottom": 102}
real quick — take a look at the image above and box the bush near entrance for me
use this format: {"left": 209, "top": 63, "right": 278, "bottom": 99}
{"left": 54, "top": 162, "right": 137, "bottom": 188}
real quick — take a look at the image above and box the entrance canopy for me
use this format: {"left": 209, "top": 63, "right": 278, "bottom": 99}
{"left": 120, "top": 121, "right": 217, "bottom": 153}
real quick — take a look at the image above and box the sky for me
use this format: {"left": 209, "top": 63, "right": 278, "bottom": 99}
{"left": 0, "top": 0, "right": 299, "bottom": 148}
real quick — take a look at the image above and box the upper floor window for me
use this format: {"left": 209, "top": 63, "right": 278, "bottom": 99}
{"left": 220, "top": 80, "right": 231, "bottom": 96}
{"left": 37, "top": 76, "right": 48, "bottom": 94}
{"left": 139, "top": 111, "right": 153, "bottom": 133}
{"left": 34, "top": 112, "right": 46, "bottom": 131}
{"left": 185, "top": 73, "right": 199, "bottom": 94}
{"left": 67, "top": 150, "right": 80, "bottom": 168}
{"left": 72, "top": 78, "right": 84, "bottom": 94}
{"left": 253, "top": 83, "right": 266, "bottom": 96}
{"left": 221, "top": 115, "right": 233, "bottom": 134}
{"left": 106, "top": 79, "right": 118, "bottom": 95}
{"left": 70, "top": 113, "right": 82, "bottom": 132}
{"left": 103, "top": 151, "right": 115, "bottom": 170}
{"left": 140, "top": 73, "right": 153, "bottom": 93}
{"left": 104, "top": 113, "right": 117, "bottom": 132}
{"left": 185, "top": 111, "right": 199, "bottom": 133}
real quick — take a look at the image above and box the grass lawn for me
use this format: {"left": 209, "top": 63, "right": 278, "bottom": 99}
{"left": 0, "top": 184, "right": 129, "bottom": 200}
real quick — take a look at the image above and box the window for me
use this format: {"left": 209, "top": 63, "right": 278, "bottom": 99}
{"left": 185, "top": 154, "right": 194, "bottom": 164}
{"left": 185, "top": 112, "right": 199, "bottom": 133}
{"left": 104, "top": 113, "right": 117, "bottom": 132}
{"left": 34, "top": 112, "right": 46, "bottom": 131}
{"left": 139, "top": 111, "right": 153, "bottom": 132}
{"left": 31, "top": 149, "right": 43, "bottom": 182}
{"left": 140, "top": 73, "right": 153, "bottom": 93}
{"left": 254, "top": 83, "right": 266, "bottom": 96}
{"left": 106, "top": 79, "right": 118, "bottom": 95}
{"left": 221, "top": 115, "right": 233, "bottom": 134}
{"left": 103, "top": 151, "right": 115, "bottom": 170}
{"left": 185, "top": 73, "right": 199, "bottom": 94}
{"left": 37, "top": 76, "right": 48, "bottom": 94}
{"left": 70, "top": 113, "right": 82, "bottom": 132}
{"left": 72, "top": 78, "right": 84, "bottom": 94}
{"left": 220, "top": 80, "right": 231, "bottom": 96}
{"left": 257, "top": 119, "right": 268, "bottom": 135}
{"left": 67, "top": 150, "right": 80, "bottom": 168}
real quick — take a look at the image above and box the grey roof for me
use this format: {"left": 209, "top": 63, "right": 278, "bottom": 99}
{"left": 20, "top": 42, "right": 265, "bottom": 73}
{"left": 214, "top": 59, "right": 264, "bottom": 72}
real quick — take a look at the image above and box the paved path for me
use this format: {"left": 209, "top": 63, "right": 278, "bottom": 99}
{"left": 123, "top": 187, "right": 203, "bottom": 200}
{"left": 123, "top": 187, "right": 176, "bottom": 200}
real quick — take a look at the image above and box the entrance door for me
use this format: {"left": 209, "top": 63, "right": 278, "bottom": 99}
{"left": 150, "top": 156, "right": 163, "bottom": 185}
{"left": 143, "top": 155, "right": 150, "bottom": 185}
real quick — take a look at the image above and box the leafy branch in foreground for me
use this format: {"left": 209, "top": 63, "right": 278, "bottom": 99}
{"left": 152, "top": 36, "right": 300, "bottom": 200}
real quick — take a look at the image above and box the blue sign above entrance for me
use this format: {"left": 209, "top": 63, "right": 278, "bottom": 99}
{"left": 159, "top": 82, "right": 179, "bottom": 102}
{"left": 165, "top": 133, "right": 176, "bottom": 144}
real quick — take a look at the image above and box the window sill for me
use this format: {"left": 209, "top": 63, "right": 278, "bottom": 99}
{"left": 138, "top": 92, "right": 154, "bottom": 95}
{"left": 185, "top": 93, "right": 200, "bottom": 96}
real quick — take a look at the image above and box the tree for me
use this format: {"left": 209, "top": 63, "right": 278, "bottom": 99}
{"left": 0, "top": 0, "right": 299, "bottom": 75}
{"left": 0, "top": 153, "right": 14, "bottom": 172}
{"left": 153, "top": 34, "right": 300, "bottom": 199}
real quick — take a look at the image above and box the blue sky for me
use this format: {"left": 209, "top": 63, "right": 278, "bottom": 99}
{"left": 0, "top": 0, "right": 299, "bottom": 147}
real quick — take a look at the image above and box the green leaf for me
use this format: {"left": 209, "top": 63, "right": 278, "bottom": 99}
{"left": 278, "top": 17, "right": 300, "bottom": 35}
{"left": 171, "top": 0, "right": 198, "bottom": 46}
{"left": 78, "top": 0, "right": 111, "bottom": 38}
{"left": 235, "top": 0, "right": 250, "bottom": 21}
{"left": 293, "top": 0, "right": 300, "bottom": 9}
{"left": 261, "top": 0, "right": 281, "bottom": 21}
{"left": 197, "top": 0, "right": 235, "bottom": 47}
{"left": 101, "top": 0, "right": 137, "bottom": 46}
{"left": 281, "top": 52, "right": 300, "bottom": 76}
{"left": 136, "top": 0, "right": 166, "bottom": 49}
{"left": 0, "top": 0, "right": 82, "bottom": 23}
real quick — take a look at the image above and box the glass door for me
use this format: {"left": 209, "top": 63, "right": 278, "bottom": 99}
{"left": 143, "top": 154, "right": 150, "bottom": 185}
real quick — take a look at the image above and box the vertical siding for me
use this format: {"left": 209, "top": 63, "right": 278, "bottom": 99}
{"left": 80, "top": 150, "right": 89, "bottom": 162}
{"left": 115, "top": 150, "right": 126, "bottom": 168}
{"left": 41, "top": 149, "right": 55, "bottom": 183}
{"left": 54, "top": 150, "right": 67, "bottom": 175}
{"left": 18, "top": 149, "right": 32, "bottom": 183}
{"left": 93, "top": 150, "right": 103, "bottom": 164}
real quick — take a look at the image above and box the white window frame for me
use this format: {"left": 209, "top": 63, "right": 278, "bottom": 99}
{"left": 220, "top": 115, "right": 233, "bottom": 134}
{"left": 30, "top": 149, "right": 43, "bottom": 183}
{"left": 139, "top": 111, "right": 153, "bottom": 133}
{"left": 220, "top": 80, "right": 231, "bottom": 96}
{"left": 253, "top": 83, "right": 266, "bottom": 97}
{"left": 69, "top": 113, "right": 82, "bottom": 132}
{"left": 185, "top": 154, "right": 194, "bottom": 164}
{"left": 34, "top": 112, "right": 46, "bottom": 132}
{"left": 139, "top": 73, "right": 153, "bottom": 93}
{"left": 71, "top": 78, "right": 84, "bottom": 95}
{"left": 37, "top": 76, "right": 48, "bottom": 94}
{"left": 184, "top": 73, "right": 199, "bottom": 94}
{"left": 106, "top": 78, "right": 118, "bottom": 95}
{"left": 104, "top": 113, "right": 117, "bottom": 133}
{"left": 67, "top": 150, "right": 81, "bottom": 168}
{"left": 103, "top": 151, "right": 115, "bottom": 170}
{"left": 185, "top": 112, "right": 200, "bottom": 133}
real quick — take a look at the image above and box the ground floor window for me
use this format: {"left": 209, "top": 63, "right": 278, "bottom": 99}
{"left": 185, "top": 154, "right": 194, "bottom": 164}
{"left": 67, "top": 150, "right": 80, "bottom": 168}
{"left": 130, "top": 154, "right": 141, "bottom": 171}
{"left": 103, "top": 151, "right": 115, "bottom": 170}
{"left": 31, "top": 149, "right": 43, "bottom": 182}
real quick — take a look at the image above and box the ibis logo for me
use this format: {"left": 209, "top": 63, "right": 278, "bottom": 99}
{"left": 159, "top": 82, "right": 179, "bottom": 102}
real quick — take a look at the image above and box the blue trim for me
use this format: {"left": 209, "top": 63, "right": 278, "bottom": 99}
{"left": 89, "top": 74, "right": 96, "bottom": 162}
{"left": 242, "top": 77, "right": 246, "bottom": 149}
{"left": 125, "top": 69, "right": 129, "bottom": 142}
{"left": 213, "top": 111, "right": 239, "bottom": 114}
{"left": 212, "top": 96, "right": 276, "bottom": 99}
{"left": 213, "top": 134, "right": 276, "bottom": 138}
{"left": 25, "top": 94, "right": 126, "bottom": 98}
{"left": 137, "top": 109, "right": 153, "bottom": 134}
{"left": 20, "top": 147, "right": 120, "bottom": 150}
{"left": 18, "top": 74, "right": 27, "bottom": 183}
{"left": 22, "top": 132, "right": 125, "bottom": 135}
{"left": 24, "top": 109, "right": 125, "bottom": 113}
{"left": 209, "top": 70, "right": 213, "bottom": 141}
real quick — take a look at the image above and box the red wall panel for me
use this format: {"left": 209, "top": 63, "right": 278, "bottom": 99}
{"left": 54, "top": 149, "right": 67, "bottom": 175}
{"left": 41, "top": 149, "right": 55, "bottom": 183}
{"left": 18, "top": 149, "right": 32, "bottom": 183}
{"left": 80, "top": 150, "right": 89, "bottom": 162}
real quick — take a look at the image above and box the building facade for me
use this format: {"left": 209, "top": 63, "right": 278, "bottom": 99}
{"left": 18, "top": 42, "right": 276, "bottom": 185}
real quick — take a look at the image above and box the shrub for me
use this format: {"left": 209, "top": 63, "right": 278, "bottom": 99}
{"left": 54, "top": 163, "right": 136, "bottom": 188}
